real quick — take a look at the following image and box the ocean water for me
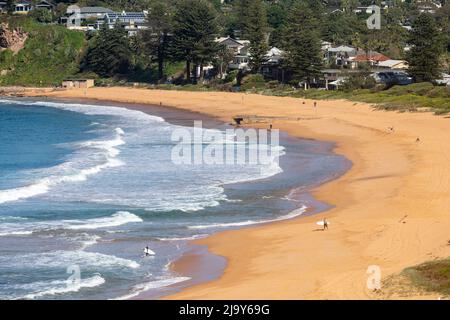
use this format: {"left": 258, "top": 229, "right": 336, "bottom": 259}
{"left": 0, "top": 99, "right": 350, "bottom": 300}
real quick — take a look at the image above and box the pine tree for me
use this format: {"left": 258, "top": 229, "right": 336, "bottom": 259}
{"left": 6, "top": 0, "right": 15, "bottom": 14}
{"left": 171, "top": 0, "right": 220, "bottom": 83}
{"left": 407, "top": 14, "right": 443, "bottom": 83}
{"left": 241, "top": 0, "right": 269, "bottom": 72}
{"left": 282, "top": 1, "right": 323, "bottom": 88}
{"left": 82, "top": 24, "right": 132, "bottom": 77}
{"left": 142, "top": 0, "right": 174, "bottom": 81}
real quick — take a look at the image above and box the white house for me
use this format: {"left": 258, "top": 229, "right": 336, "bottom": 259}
{"left": 101, "top": 11, "right": 148, "bottom": 36}
{"left": 14, "top": 1, "right": 32, "bottom": 14}
{"left": 60, "top": 6, "right": 115, "bottom": 30}
{"left": 35, "top": 1, "right": 55, "bottom": 11}
{"left": 215, "top": 36, "right": 251, "bottom": 70}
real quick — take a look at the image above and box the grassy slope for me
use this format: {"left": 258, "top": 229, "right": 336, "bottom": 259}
{"left": 0, "top": 17, "right": 85, "bottom": 86}
{"left": 403, "top": 258, "right": 450, "bottom": 296}
{"left": 288, "top": 83, "right": 450, "bottom": 115}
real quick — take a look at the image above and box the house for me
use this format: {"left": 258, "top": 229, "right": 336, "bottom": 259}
{"left": 416, "top": 1, "right": 441, "bottom": 14}
{"left": 14, "top": 1, "right": 32, "bottom": 14}
{"left": 436, "top": 73, "right": 450, "bottom": 86}
{"left": 0, "top": 1, "right": 7, "bottom": 13}
{"left": 353, "top": 6, "right": 373, "bottom": 14}
{"left": 261, "top": 47, "right": 285, "bottom": 81}
{"left": 348, "top": 51, "right": 390, "bottom": 68}
{"left": 321, "top": 69, "right": 366, "bottom": 90}
{"left": 378, "top": 59, "right": 408, "bottom": 70}
{"left": 216, "top": 36, "right": 251, "bottom": 71}
{"left": 35, "top": 0, "right": 55, "bottom": 11}
{"left": 60, "top": 6, "right": 115, "bottom": 29}
{"left": 62, "top": 79, "right": 95, "bottom": 89}
{"left": 321, "top": 69, "right": 350, "bottom": 90}
{"left": 321, "top": 41, "right": 332, "bottom": 51}
{"left": 101, "top": 11, "right": 148, "bottom": 36}
{"left": 326, "top": 45, "right": 358, "bottom": 67}
{"left": 216, "top": 36, "right": 249, "bottom": 55}
{"left": 60, "top": 7, "right": 148, "bottom": 36}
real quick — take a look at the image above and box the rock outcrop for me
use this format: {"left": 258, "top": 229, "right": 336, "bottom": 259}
{"left": 0, "top": 23, "right": 28, "bottom": 54}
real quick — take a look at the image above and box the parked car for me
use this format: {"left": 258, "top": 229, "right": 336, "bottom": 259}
{"left": 372, "top": 71, "right": 413, "bottom": 86}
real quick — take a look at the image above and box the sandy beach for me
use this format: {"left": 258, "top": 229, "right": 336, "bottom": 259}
{"left": 22, "top": 87, "right": 450, "bottom": 299}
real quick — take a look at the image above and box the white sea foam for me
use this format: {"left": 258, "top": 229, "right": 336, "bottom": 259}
{"left": 156, "top": 234, "right": 207, "bottom": 241}
{"left": 22, "top": 275, "right": 106, "bottom": 300}
{"left": 64, "top": 211, "right": 143, "bottom": 230}
{"left": 112, "top": 276, "right": 191, "bottom": 300}
{"left": 77, "top": 234, "right": 101, "bottom": 250}
{"left": 188, "top": 205, "right": 307, "bottom": 230}
{"left": 1, "top": 250, "right": 140, "bottom": 270}
{"left": 0, "top": 99, "right": 165, "bottom": 123}
{"left": 0, "top": 211, "right": 143, "bottom": 236}
{"left": 0, "top": 230, "right": 33, "bottom": 236}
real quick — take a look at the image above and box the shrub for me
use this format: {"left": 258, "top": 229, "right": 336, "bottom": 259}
{"left": 224, "top": 70, "right": 238, "bottom": 84}
{"left": 241, "top": 74, "right": 266, "bottom": 91}
{"left": 341, "top": 74, "right": 376, "bottom": 91}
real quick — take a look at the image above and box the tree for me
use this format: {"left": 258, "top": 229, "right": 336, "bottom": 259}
{"left": 29, "top": 8, "right": 54, "bottom": 23}
{"left": 407, "top": 14, "right": 443, "bottom": 82}
{"left": 141, "top": 0, "right": 174, "bottom": 81}
{"left": 171, "top": 0, "right": 220, "bottom": 83}
{"left": 82, "top": 24, "right": 132, "bottom": 77}
{"left": 214, "top": 45, "right": 235, "bottom": 78}
{"left": 240, "top": 0, "right": 268, "bottom": 72}
{"left": 6, "top": 0, "right": 15, "bottom": 14}
{"left": 282, "top": 1, "right": 323, "bottom": 88}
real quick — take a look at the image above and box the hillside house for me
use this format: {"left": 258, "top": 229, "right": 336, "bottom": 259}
{"left": 325, "top": 45, "right": 358, "bottom": 67}
{"left": 101, "top": 11, "right": 148, "bottom": 36}
{"left": 60, "top": 6, "right": 114, "bottom": 30}
{"left": 216, "top": 36, "right": 251, "bottom": 71}
{"left": 14, "top": 1, "right": 32, "bottom": 14}
{"left": 348, "top": 51, "right": 390, "bottom": 68}
{"left": 35, "top": 0, "right": 54, "bottom": 10}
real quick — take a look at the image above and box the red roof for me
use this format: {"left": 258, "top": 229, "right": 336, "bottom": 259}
{"left": 353, "top": 53, "right": 390, "bottom": 62}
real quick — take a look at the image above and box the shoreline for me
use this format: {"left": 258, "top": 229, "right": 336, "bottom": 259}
{"left": 17, "top": 87, "right": 450, "bottom": 299}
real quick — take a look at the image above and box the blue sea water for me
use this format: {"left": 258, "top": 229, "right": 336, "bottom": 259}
{"left": 0, "top": 99, "right": 350, "bottom": 300}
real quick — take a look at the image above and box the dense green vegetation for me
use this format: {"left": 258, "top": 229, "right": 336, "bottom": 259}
{"left": 0, "top": 0, "right": 449, "bottom": 114}
{"left": 0, "top": 16, "right": 85, "bottom": 86}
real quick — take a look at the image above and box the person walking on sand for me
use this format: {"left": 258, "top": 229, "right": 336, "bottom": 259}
{"left": 323, "top": 218, "right": 328, "bottom": 231}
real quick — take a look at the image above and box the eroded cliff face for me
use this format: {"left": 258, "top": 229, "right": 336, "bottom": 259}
{"left": 0, "top": 23, "right": 28, "bottom": 54}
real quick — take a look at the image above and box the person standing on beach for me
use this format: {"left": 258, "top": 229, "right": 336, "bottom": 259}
{"left": 323, "top": 218, "right": 328, "bottom": 231}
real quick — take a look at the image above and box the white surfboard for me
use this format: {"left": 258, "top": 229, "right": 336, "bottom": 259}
{"left": 316, "top": 221, "right": 330, "bottom": 226}
{"left": 144, "top": 248, "right": 155, "bottom": 256}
